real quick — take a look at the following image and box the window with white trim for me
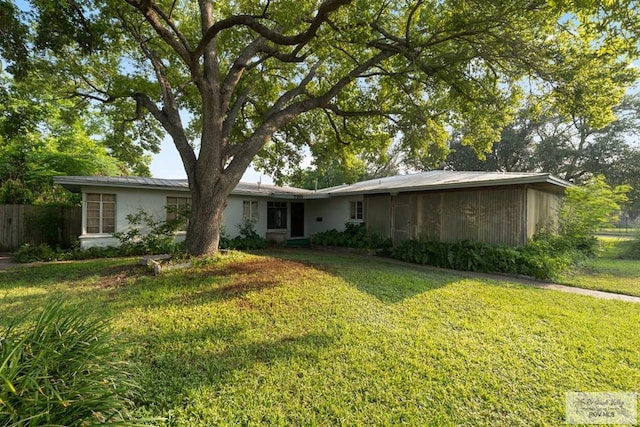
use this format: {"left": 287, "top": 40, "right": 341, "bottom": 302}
{"left": 166, "top": 196, "right": 190, "bottom": 230}
{"left": 350, "top": 200, "right": 363, "bottom": 221}
{"left": 86, "top": 193, "right": 116, "bottom": 234}
{"left": 267, "top": 201, "right": 287, "bottom": 229}
{"left": 243, "top": 200, "right": 259, "bottom": 223}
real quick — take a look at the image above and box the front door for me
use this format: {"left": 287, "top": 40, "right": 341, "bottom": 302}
{"left": 290, "top": 202, "right": 304, "bottom": 238}
{"left": 392, "top": 201, "right": 410, "bottom": 244}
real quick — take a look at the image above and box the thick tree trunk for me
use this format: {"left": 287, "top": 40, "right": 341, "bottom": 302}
{"left": 184, "top": 182, "right": 230, "bottom": 256}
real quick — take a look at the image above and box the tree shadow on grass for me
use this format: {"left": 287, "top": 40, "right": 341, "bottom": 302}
{"left": 152, "top": 257, "right": 317, "bottom": 309}
{"left": 0, "top": 257, "right": 295, "bottom": 316}
{"left": 1, "top": 252, "right": 463, "bottom": 318}
{"left": 0, "top": 261, "right": 148, "bottom": 324}
{"left": 131, "top": 325, "right": 335, "bottom": 412}
{"left": 269, "top": 249, "right": 460, "bottom": 303}
{"left": 0, "top": 260, "right": 145, "bottom": 291}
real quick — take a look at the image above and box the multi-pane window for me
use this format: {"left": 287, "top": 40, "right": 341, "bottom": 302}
{"left": 86, "top": 193, "right": 116, "bottom": 234}
{"left": 166, "top": 197, "right": 190, "bottom": 230}
{"left": 267, "top": 201, "right": 287, "bottom": 229}
{"left": 243, "top": 200, "right": 259, "bottom": 223}
{"left": 350, "top": 200, "right": 363, "bottom": 221}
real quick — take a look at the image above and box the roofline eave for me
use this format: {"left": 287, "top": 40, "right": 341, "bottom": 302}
{"left": 319, "top": 174, "right": 571, "bottom": 197}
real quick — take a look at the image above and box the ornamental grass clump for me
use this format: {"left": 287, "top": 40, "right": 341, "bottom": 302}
{"left": 0, "top": 299, "right": 139, "bottom": 426}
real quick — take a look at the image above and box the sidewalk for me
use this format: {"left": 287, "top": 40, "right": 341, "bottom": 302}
{"left": 390, "top": 257, "right": 640, "bottom": 303}
{"left": 475, "top": 271, "right": 640, "bottom": 303}
{"left": 339, "top": 251, "right": 640, "bottom": 304}
{"left": 0, "top": 253, "right": 15, "bottom": 269}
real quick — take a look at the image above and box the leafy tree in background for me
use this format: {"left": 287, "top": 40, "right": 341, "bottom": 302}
{"left": 286, "top": 144, "right": 400, "bottom": 189}
{"left": 0, "top": 0, "right": 29, "bottom": 77}
{"left": 0, "top": 72, "right": 160, "bottom": 204}
{"left": 575, "top": 96, "right": 640, "bottom": 220}
{"left": 445, "top": 106, "right": 540, "bottom": 172}
{"left": 559, "top": 175, "right": 630, "bottom": 240}
{"left": 445, "top": 94, "right": 640, "bottom": 219}
{"left": 1, "top": 1, "right": 162, "bottom": 204}
{"left": 532, "top": 95, "right": 640, "bottom": 184}
{"left": 5, "top": 0, "right": 640, "bottom": 254}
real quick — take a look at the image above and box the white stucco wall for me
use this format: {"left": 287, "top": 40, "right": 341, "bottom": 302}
{"left": 306, "top": 195, "right": 363, "bottom": 236}
{"left": 77, "top": 186, "right": 362, "bottom": 248}
{"left": 78, "top": 187, "right": 274, "bottom": 248}
{"left": 79, "top": 186, "right": 192, "bottom": 248}
{"left": 223, "top": 195, "right": 269, "bottom": 238}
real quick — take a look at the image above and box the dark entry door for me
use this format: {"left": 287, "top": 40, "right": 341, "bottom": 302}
{"left": 392, "top": 199, "right": 411, "bottom": 245}
{"left": 290, "top": 202, "right": 304, "bottom": 237}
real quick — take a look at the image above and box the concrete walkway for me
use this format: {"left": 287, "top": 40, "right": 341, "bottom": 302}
{"left": 360, "top": 253, "right": 640, "bottom": 303}
{"left": 473, "top": 271, "right": 640, "bottom": 303}
{"left": 0, "top": 253, "right": 14, "bottom": 269}
{"left": 521, "top": 281, "right": 640, "bottom": 303}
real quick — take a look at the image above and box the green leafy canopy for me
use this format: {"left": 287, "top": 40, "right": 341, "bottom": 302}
{"left": 6, "top": 0, "right": 640, "bottom": 253}
{"left": 12, "top": 0, "right": 640, "bottom": 174}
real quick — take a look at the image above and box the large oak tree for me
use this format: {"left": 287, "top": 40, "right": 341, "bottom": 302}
{"left": 12, "top": 0, "right": 640, "bottom": 255}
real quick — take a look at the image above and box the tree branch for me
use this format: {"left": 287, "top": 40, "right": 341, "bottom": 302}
{"left": 150, "top": 2, "right": 192, "bottom": 52}
{"left": 265, "top": 61, "right": 323, "bottom": 120}
{"left": 119, "top": 10, "right": 195, "bottom": 176}
{"left": 324, "top": 104, "right": 401, "bottom": 122}
{"left": 220, "top": 37, "right": 267, "bottom": 115}
{"left": 194, "top": 0, "right": 352, "bottom": 57}
{"left": 405, "top": 0, "right": 423, "bottom": 44}
{"left": 125, "top": 15, "right": 177, "bottom": 110}
{"left": 134, "top": 92, "right": 197, "bottom": 178}
{"left": 72, "top": 91, "right": 115, "bottom": 103}
{"left": 224, "top": 49, "right": 395, "bottom": 179}
{"left": 125, "top": 0, "right": 192, "bottom": 66}
{"left": 323, "top": 109, "right": 349, "bottom": 145}
{"left": 258, "top": 45, "right": 309, "bottom": 63}
{"left": 222, "top": 88, "right": 249, "bottom": 141}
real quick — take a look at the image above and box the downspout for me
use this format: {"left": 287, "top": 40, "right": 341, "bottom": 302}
{"left": 522, "top": 185, "right": 528, "bottom": 246}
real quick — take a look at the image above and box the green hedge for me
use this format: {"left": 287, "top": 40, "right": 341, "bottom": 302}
{"left": 390, "top": 238, "right": 575, "bottom": 280}
{"left": 311, "top": 223, "right": 392, "bottom": 251}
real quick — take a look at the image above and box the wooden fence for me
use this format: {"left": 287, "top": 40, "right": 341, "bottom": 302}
{"left": 0, "top": 205, "right": 82, "bottom": 252}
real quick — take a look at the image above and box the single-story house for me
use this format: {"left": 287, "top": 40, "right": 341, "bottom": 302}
{"left": 54, "top": 171, "right": 570, "bottom": 249}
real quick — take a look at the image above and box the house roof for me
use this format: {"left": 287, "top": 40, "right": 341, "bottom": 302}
{"left": 54, "top": 170, "right": 570, "bottom": 199}
{"left": 312, "top": 171, "right": 570, "bottom": 196}
{"left": 54, "top": 176, "right": 189, "bottom": 193}
{"left": 53, "top": 175, "right": 313, "bottom": 198}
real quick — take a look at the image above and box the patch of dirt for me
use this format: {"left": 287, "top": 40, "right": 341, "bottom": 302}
{"left": 218, "top": 258, "right": 305, "bottom": 276}
{"left": 92, "top": 265, "right": 148, "bottom": 289}
{"left": 233, "top": 295, "right": 257, "bottom": 309}
{"left": 185, "top": 258, "right": 317, "bottom": 302}
{"left": 218, "top": 258, "right": 310, "bottom": 294}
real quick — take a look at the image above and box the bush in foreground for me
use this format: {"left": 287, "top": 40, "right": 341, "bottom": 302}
{"left": 0, "top": 299, "right": 139, "bottom": 426}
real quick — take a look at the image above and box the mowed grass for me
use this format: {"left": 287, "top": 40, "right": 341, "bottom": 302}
{"left": 596, "top": 228, "right": 638, "bottom": 237}
{"left": 558, "top": 237, "right": 640, "bottom": 297}
{"left": 1, "top": 250, "right": 639, "bottom": 426}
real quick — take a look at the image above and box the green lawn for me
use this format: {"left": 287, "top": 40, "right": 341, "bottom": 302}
{"left": 558, "top": 237, "right": 640, "bottom": 297}
{"left": 596, "top": 227, "right": 639, "bottom": 237}
{"left": 1, "top": 250, "right": 639, "bottom": 426}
